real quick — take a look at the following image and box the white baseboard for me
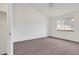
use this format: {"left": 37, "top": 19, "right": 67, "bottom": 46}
{"left": 13, "top": 35, "right": 79, "bottom": 43}
{"left": 13, "top": 35, "right": 48, "bottom": 43}
{"left": 49, "top": 36, "right": 79, "bottom": 43}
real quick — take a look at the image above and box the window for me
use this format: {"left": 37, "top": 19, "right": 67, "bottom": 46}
{"left": 57, "top": 17, "right": 74, "bottom": 32}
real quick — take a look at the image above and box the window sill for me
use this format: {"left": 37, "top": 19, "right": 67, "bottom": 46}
{"left": 56, "top": 30, "right": 74, "bottom": 32}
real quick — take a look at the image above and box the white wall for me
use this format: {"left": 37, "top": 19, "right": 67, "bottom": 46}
{"left": 0, "top": 12, "right": 7, "bottom": 54}
{"left": 50, "top": 3, "right": 79, "bottom": 42}
{"left": 13, "top": 4, "right": 49, "bottom": 42}
{"left": 0, "top": 3, "right": 8, "bottom": 12}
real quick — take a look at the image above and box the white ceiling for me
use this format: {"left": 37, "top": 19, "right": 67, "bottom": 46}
{"left": 14, "top": 3, "right": 79, "bottom": 18}
{"left": 50, "top": 3, "right": 79, "bottom": 17}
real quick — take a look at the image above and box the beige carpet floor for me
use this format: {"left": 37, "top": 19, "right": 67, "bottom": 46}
{"left": 13, "top": 37, "right": 79, "bottom": 55}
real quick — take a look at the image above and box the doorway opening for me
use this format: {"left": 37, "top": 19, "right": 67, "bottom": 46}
{"left": 0, "top": 11, "right": 7, "bottom": 55}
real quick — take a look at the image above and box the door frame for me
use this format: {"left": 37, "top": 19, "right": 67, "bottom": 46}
{"left": 7, "top": 3, "right": 13, "bottom": 55}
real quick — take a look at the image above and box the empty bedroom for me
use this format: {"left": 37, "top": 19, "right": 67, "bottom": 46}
{"left": 12, "top": 3, "right": 79, "bottom": 55}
